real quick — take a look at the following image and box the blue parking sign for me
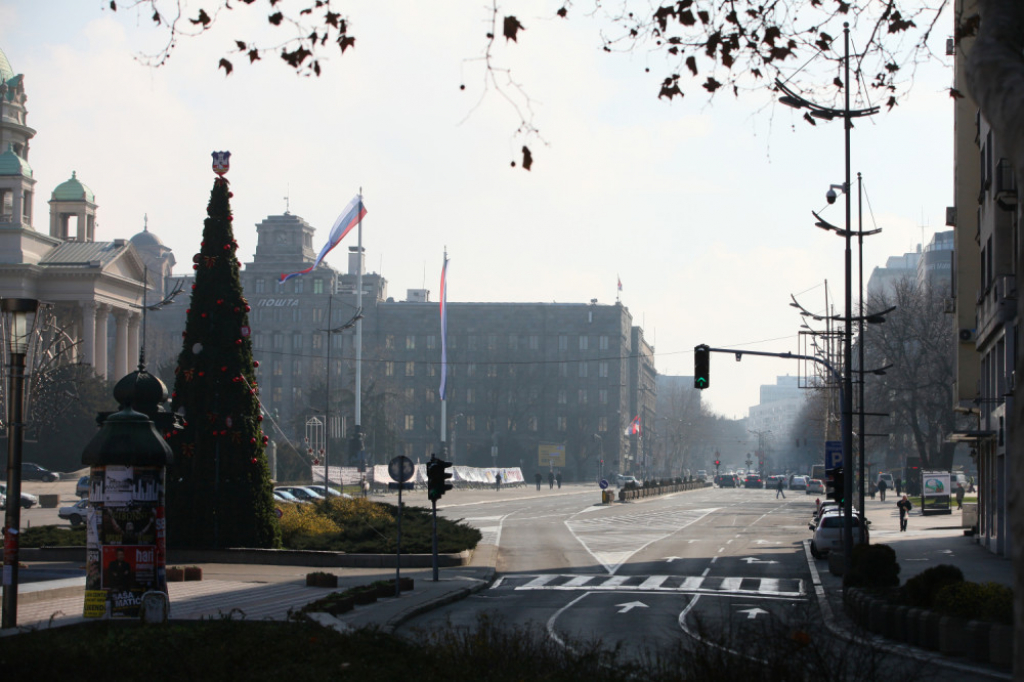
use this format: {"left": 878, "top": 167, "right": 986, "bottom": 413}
{"left": 825, "top": 441, "right": 843, "bottom": 469}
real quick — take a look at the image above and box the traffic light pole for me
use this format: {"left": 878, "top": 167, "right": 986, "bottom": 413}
{"left": 432, "top": 499, "right": 439, "bottom": 582}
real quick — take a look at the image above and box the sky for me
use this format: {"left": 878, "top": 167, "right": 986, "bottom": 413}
{"left": 0, "top": 1, "right": 955, "bottom": 420}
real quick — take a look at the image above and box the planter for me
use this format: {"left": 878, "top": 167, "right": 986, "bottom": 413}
{"left": 166, "top": 566, "right": 185, "bottom": 582}
{"left": 327, "top": 596, "right": 355, "bottom": 615}
{"left": 868, "top": 599, "right": 887, "bottom": 635}
{"left": 919, "top": 610, "right": 941, "bottom": 651}
{"left": 891, "top": 605, "right": 912, "bottom": 643}
{"left": 376, "top": 582, "right": 396, "bottom": 598}
{"left": 965, "top": 620, "right": 992, "bottom": 663}
{"left": 989, "top": 623, "right": 1013, "bottom": 669}
{"left": 938, "top": 615, "right": 969, "bottom": 657}
{"left": 399, "top": 577, "right": 414, "bottom": 592}
{"left": 184, "top": 566, "right": 203, "bottom": 581}
{"left": 353, "top": 587, "right": 377, "bottom": 605}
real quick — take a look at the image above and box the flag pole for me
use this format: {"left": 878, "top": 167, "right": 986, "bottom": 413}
{"left": 439, "top": 249, "right": 449, "bottom": 454}
{"left": 353, "top": 189, "right": 365, "bottom": 467}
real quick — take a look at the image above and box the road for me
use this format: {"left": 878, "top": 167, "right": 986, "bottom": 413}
{"left": 399, "top": 485, "right": 938, "bottom": 678}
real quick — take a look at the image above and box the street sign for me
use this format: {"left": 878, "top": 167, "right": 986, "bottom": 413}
{"left": 274, "top": 508, "right": 283, "bottom": 519}
{"left": 825, "top": 441, "right": 843, "bottom": 469}
{"left": 388, "top": 482, "right": 414, "bottom": 490}
{"left": 388, "top": 455, "right": 415, "bottom": 483}
{"left": 599, "top": 479, "right": 609, "bottom": 490}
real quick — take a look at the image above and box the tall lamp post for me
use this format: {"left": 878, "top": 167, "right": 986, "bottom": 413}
{"left": 1, "top": 297, "right": 39, "bottom": 629}
{"left": 776, "top": 23, "right": 878, "bottom": 568}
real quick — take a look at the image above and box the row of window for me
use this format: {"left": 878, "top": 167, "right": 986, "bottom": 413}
{"left": 384, "top": 333, "right": 612, "bottom": 352}
{"left": 251, "top": 278, "right": 326, "bottom": 294}
{"left": 400, "top": 414, "right": 613, "bottom": 434}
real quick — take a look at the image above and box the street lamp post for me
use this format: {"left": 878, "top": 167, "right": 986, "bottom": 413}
{"left": 1, "top": 297, "right": 39, "bottom": 629}
{"left": 777, "top": 23, "right": 878, "bottom": 569}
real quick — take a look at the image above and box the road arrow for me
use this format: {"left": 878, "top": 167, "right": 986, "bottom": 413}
{"left": 616, "top": 601, "right": 648, "bottom": 614}
{"left": 665, "top": 556, "right": 680, "bottom": 563}
{"left": 741, "top": 557, "right": 779, "bottom": 564}
{"left": 737, "top": 607, "right": 769, "bottom": 620}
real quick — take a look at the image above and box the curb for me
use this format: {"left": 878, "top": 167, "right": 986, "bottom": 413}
{"left": 381, "top": 568, "right": 495, "bottom": 634}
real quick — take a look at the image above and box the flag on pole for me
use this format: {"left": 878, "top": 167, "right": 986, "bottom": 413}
{"left": 279, "top": 194, "right": 367, "bottom": 283}
{"left": 625, "top": 415, "right": 641, "bottom": 436}
{"left": 439, "top": 254, "right": 450, "bottom": 401}
{"left": 617, "top": 276, "right": 623, "bottom": 292}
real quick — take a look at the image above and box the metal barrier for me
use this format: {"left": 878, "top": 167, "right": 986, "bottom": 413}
{"left": 617, "top": 481, "right": 712, "bottom": 502}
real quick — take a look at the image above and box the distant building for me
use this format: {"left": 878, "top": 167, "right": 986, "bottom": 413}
{"left": 747, "top": 376, "right": 809, "bottom": 471}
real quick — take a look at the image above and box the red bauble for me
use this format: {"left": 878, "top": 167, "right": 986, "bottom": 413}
{"left": 229, "top": 192, "right": 234, "bottom": 198}
{"left": 253, "top": 360, "right": 259, "bottom": 367}
{"left": 235, "top": 339, "right": 242, "bottom": 345}
{"left": 221, "top": 366, "right": 227, "bottom": 372}
{"left": 201, "top": 313, "right": 207, "bottom": 318}
{"left": 262, "top": 436, "right": 269, "bottom": 443}
{"left": 181, "top": 332, "right": 187, "bottom": 337}
{"left": 217, "top": 299, "right": 224, "bottom": 305}
{"left": 234, "top": 307, "right": 240, "bottom": 313}
{"left": 257, "top": 415, "right": 263, "bottom": 422}
{"left": 198, "top": 371, "right": 205, "bottom": 377}
{"left": 172, "top": 392, "right": 177, "bottom": 398}
{"left": 192, "top": 254, "right": 201, "bottom": 263}
{"left": 192, "top": 264, "right": 198, "bottom": 270}
{"left": 186, "top": 309, "right": 191, "bottom": 314}
{"left": 191, "top": 284, "right": 197, "bottom": 290}
{"left": 251, "top": 457, "right": 257, "bottom": 464}
{"left": 223, "top": 244, "right": 230, "bottom": 250}
{"left": 250, "top": 438, "right": 256, "bottom": 444}
{"left": 245, "top": 305, "right": 251, "bottom": 312}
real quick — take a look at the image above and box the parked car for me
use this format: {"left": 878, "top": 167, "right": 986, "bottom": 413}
{"left": 0, "top": 484, "right": 38, "bottom": 509}
{"left": 274, "top": 486, "right": 325, "bottom": 502}
{"left": 59, "top": 499, "right": 90, "bottom": 527}
{"left": 273, "top": 489, "right": 302, "bottom": 503}
{"left": 20, "top": 462, "right": 59, "bottom": 482}
{"left": 744, "top": 474, "right": 763, "bottom": 489}
{"left": 806, "top": 478, "right": 826, "bottom": 494}
{"left": 616, "top": 474, "right": 641, "bottom": 487}
{"left": 305, "top": 485, "right": 354, "bottom": 500}
{"left": 809, "top": 511, "right": 869, "bottom": 558}
{"left": 789, "top": 475, "right": 808, "bottom": 491}
{"left": 877, "top": 472, "right": 895, "bottom": 490}
{"left": 76, "top": 475, "right": 91, "bottom": 499}
{"left": 696, "top": 470, "right": 708, "bottom": 482}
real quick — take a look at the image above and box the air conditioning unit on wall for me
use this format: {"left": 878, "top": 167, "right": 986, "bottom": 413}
{"left": 959, "top": 328, "right": 977, "bottom": 343}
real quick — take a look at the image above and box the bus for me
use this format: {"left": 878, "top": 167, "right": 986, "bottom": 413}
{"left": 811, "top": 464, "right": 826, "bottom": 482}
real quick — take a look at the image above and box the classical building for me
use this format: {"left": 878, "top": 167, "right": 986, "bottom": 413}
{"left": 0, "top": 46, "right": 152, "bottom": 381}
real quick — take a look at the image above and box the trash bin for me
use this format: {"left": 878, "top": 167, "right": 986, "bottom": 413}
{"left": 39, "top": 494, "right": 60, "bottom": 508}
{"left": 962, "top": 502, "right": 978, "bottom": 529}
{"left": 601, "top": 490, "right": 614, "bottom": 504}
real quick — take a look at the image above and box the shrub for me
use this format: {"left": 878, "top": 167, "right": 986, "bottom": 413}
{"left": 900, "top": 564, "right": 964, "bottom": 608}
{"left": 277, "top": 502, "right": 342, "bottom": 546}
{"left": 935, "top": 581, "right": 1013, "bottom": 625}
{"left": 19, "top": 525, "right": 85, "bottom": 547}
{"left": 844, "top": 543, "right": 900, "bottom": 589}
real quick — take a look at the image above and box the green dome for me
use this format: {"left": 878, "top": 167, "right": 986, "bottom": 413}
{"left": 0, "top": 48, "right": 13, "bottom": 84}
{"left": 52, "top": 171, "right": 94, "bottom": 202}
{"left": 0, "top": 144, "right": 31, "bottom": 178}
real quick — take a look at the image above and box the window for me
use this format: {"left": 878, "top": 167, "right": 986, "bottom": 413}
{"left": 487, "top": 364, "right": 498, "bottom": 377}
{"left": 292, "top": 387, "right": 303, "bottom": 402}
{"left": 426, "top": 415, "right": 435, "bottom": 430}
{"left": 599, "top": 389, "right": 608, "bottom": 405}
{"left": 487, "top": 334, "right": 497, "bottom": 350}
{"left": 428, "top": 364, "right": 437, "bottom": 377}
{"left": 466, "top": 416, "right": 476, "bottom": 431}
{"left": 404, "top": 443, "right": 414, "bottom": 457}
{"left": 448, "top": 335, "right": 456, "bottom": 349}
{"left": 273, "top": 361, "right": 283, "bottom": 376}
{"left": 468, "top": 335, "right": 478, "bottom": 351}
{"left": 405, "top": 361, "right": 415, "bottom": 377}
{"left": 599, "top": 362, "right": 609, "bottom": 378}
{"left": 558, "top": 335, "right": 568, "bottom": 351}
{"left": 273, "top": 333, "right": 283, "bottom": 349}
{"left": 529, "top": 335, "right": 539, "bottom": 350}
{"left": 255, "top": 279, "right": 266, "bottom": 293}
{"left": 528, "top": 415, "right": 538, "bottom": 432}
{"left": 579, "top": 335, "right": 588, "bottom": 351}
{"left": 385, "top": 361, "right": 394, "bottom": 377}
{"left": 292, "top": 360, "right": 301, "bottom": 375}
{"left": 312, "top": 334, "right": 323, "bottom": 350}
{"left": 406, "top": 335, "right": 416, "bottom": 350}
{"left": 599, "top": 335, "right": 609, "bottom": 350}
{"left": 292, "top": 332, "right": 303, "bottom": 351}
{"left": 578, "top": 362, "right": 588, "bottom": 378}
{"left": 578, "top": 389, "right": 588, "bottom": 405}
{"left": 404, "top": 415, "right": 415, "bottom": 431}
{"left": 599, "top": 416, "right": 608, "bottom": 432}
{"left": 557, "top": 416, "right": 567, "bottom": 432}
{"left": 427, "top": 335, "right": 436, "bottom": 350}
{"left": 559, "top": 363, "right": 568, "bottom": 378}
{"left": 405, "top": 388, "right": 415, "bottom": 401}
{"left": 385, "top": 335, "right": 395, "bottom": 350}
{"left": 558, "top": 389, "right": 567, "bottom": 404}
{"left": 312, "top": 308, "right": 324, "bottom": 324}
{"left": 468, "top": 363, "right": 477, "bottom": 377}
{"left": 508, "top": 334, "right": 518, "bottom": 351}
{"left": 467, "top": 388, "right": 476, "bottom": 404}
{"left": 426, "top": 388, "right": 436, "bottom": 403}
{"left": 292, "top": 308, "right": 301, "bottom": 324}
{"left": 314, "top": 279, "right": 324, "bottom": 294}
{"left": 295, "top": 279, "right": 304, "bottom": 294}
{"left": 272, "top": 387, "right": 282, "bottom": 403}
{"left": 253, "top": 335, "right": 263, "bottom": 350}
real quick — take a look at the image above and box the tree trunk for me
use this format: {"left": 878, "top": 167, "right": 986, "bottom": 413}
{"left": 965, "top": 1, "right": 1024, "bottom": 675}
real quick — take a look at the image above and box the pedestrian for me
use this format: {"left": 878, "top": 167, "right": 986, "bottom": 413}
{"left": 895, "top": 478, "right": 902, "bottom": 496}
{"left": 495, "top": 472, "right": 502, "bottom": 491}
{"left": 897, "top": 494, "right": 912, "bottom": 532}
{"left": 535, "top": 472, "right": 542, "bottom": 491}
{"left": 548, "top": 471, "right": 555, "bottom": 489}
{"left": 869, "top": 481, "right": 876, "bottom": 500}
{"left": 555, "top": 472, "right": 562, "bottom": 489}
{"left": 968, "top": 477, "right": 975, "bottom": 493}
{"left": 955, "top": 482, "right": 965, "bottom": 510}
{"left": 877, "top": 477, "right": 888, "bottom": 502}
{"left": 775, "top": 476, "right": 785, "bottom": 499}
{"left": 815, "top": 497, "right": 821, "bottom": 512}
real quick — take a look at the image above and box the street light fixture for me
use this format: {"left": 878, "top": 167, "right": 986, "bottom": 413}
{"left": 776, "top": 23, "right": 879, "bottom": 570}
{"left": 1, "top": 297, "right": 40, "bottom": 629}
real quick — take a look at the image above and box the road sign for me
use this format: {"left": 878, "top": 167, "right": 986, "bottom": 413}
{"left": 388, "top": 482, "right": 414, "bottom": 490}
{"left": 825, "top": 441, "right": 843, "bottom": 469}
{"left": 599, "top": 479, "right": 609, "bottom": 490}
{"left": 274, "top": 508, "right": 283, "bottom": 519}
{"left": 388, "top": 455, "right": 415, "bottom": 483}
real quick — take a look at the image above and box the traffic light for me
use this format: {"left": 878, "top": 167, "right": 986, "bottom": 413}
{"left": 427, "top": 455, "right": 453, "bottom": 501}
{"left": 714, "top": 459, "right": 721, "bottom": 467}
{"left": 826, "top": 467, "right": 845, "bottom": 503}
{"left": 694, "top": 345, "right": 710, "bottom": 389}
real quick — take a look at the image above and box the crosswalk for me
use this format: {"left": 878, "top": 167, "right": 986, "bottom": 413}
{"left": 491, "top": 573, "right": 805, "bottom": 598}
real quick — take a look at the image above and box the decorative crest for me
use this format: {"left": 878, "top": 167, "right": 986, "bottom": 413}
{"left": 211, "top": 151, "right": 231, "bottom": 176}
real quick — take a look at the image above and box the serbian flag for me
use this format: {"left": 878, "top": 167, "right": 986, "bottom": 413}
{"left": 617, "top": 276, "right": 623, "bottom": 292}
{"left": 625, "top": 415, "right": 641, "bottom": 436}
{"left": 439, "top": 254, "right": 450, "bottom": 401}
{"left": 279, "top": 194, "right": 367, "bottom": 283}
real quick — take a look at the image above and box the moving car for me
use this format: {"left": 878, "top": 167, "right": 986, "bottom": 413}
{"left": 59, "top": 499, "right": 90, "bottom": 527}
{"left": 616, "top": 474, "right": 642, "bottom": 487}
{"left": 0, "top": 484, "right": 38, "bottom": 509}
{"left": 809, "top": 511, "right": 869, "bottom": 558}
{"left": 717, "top": 474, "right": 737, "bottom": 488}
{"left": 806, "top": 478, "right": 826, "bottom": 494}
{"left": 20, "top": 462, "right": 59, "bottom": 482}
{"left": 744, "top": 474, "right": 763, "bottom": 489}
{"left": 789, "top": 475, "right": 808, "bottom": 491}
{"left": 766, "top": 475, "right": 787, "bottom": 489}
{"left": 696, "top": 470, "right": 708, "bottom": 482}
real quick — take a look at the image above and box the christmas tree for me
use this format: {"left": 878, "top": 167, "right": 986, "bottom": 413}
{"left": 165, "top": 154, "right": 280, "bottom": 549}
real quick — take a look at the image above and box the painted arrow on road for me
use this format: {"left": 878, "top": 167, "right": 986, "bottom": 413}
{"left": 664, "top": 556, "right": 680, "bottom": 563}
{"left": 616, "top": 601, "right": 649, "bottom": 614}
{"left": 737, "top": 607, "right": 769, "bottom": 620}
{"left": 741, "top": 557, "right": 779, "bottom": 564}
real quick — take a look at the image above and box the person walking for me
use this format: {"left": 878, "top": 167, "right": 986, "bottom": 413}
{"left": 955, "top": 482, "right": 965, "bottom": 510}
{"left": 495, "top": 472, "right": 502, "bottom": 491}
{"left": 555, "top": 472, "right": 563, "bottom": 489}
{"left": 877, "top": 477, "right": 888, "bottom": 502}
{"left": 775, "top": 477, "right": 785, "bottom": 499}
{"left": 548, "top": 471, "right": 555, "bottom": 489}
{"left": 895, "top": 478, "right": 902, "bottom": 496}
{"left": 897, "top": 494, "right": 912, "bottom": 532}
{"left": 535, "top": 472, "right": 542, "bottom": 491}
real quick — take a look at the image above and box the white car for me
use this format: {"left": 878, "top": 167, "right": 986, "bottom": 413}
{"left": 59, "top": 499, "right": 90, "bottom": 526}
{"left": 789, "top": 476, "right": 809, "bottom": 491}
{"left": 806, "top": 478, "right": 826, "bottom": 494}
{"left": 0, "top": 484, "right": 37, "bottom": 509}
{"left": 809, "top": 511, "right": 869, "bottom": 558}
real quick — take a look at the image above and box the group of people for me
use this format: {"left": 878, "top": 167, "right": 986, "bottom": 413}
{"left": 533, "top": 471, "right": 562, "bottom": 490}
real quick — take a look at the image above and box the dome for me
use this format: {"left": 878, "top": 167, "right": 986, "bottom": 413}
{"left": 51, "top": 171, "right": 95, "bottom": 202}
{"left": 0, "top": 48, "right": 13, "bottom": 85}
{"left": 131, "top": 228, "right": 164, "bottom": 248}
{"left": 113, "top": 367, "right": 169, "bottom": 414}
{"left": 0, "top": 143, "right": 31, "bottom": 177}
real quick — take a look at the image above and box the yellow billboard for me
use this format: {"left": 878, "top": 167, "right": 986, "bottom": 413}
{"left": 538, "top": 443, "right": 566, "bottom": 467}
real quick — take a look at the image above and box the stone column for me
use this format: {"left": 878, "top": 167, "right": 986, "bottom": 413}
{"left": 93, "top": 304, "right": 109, "bottom": 380}
{"left": 126, "top": 311, "right": 141, "bottom": 372}
{"left": 80, "top": 302, "right": 96, "bottom": 370}
{"left": 113, "top": 309, "right": 129, "bottom": 380}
